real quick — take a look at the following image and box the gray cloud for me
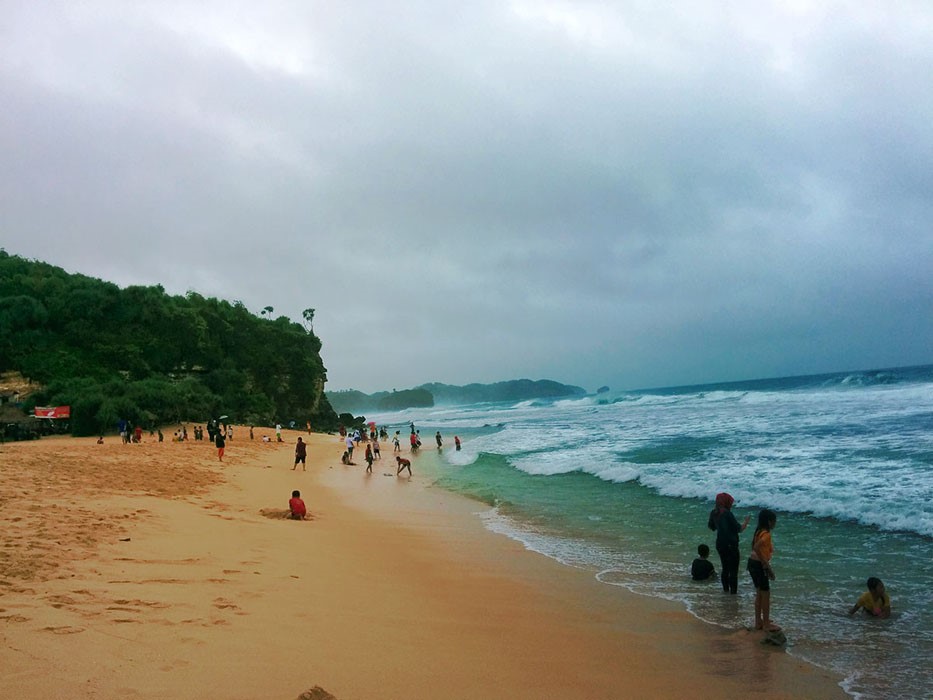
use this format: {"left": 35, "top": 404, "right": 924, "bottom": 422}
{"left": 2, "top": 2, "right": 931, "bottom": 392}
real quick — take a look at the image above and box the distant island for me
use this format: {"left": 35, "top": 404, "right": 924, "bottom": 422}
{"left": 327, "top": 379, "right": 586, "bottom": 414}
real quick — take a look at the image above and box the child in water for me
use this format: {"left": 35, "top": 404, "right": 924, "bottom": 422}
{"left": 849, "top": 577, "right": 891, "bottom": 619}
{"left": 747, "top": 509, "right": 780, "bottom": 631}
{"left": 691, "top": 544, "right": 716, "bottom": 581}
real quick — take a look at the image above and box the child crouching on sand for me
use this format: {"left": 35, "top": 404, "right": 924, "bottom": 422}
{"left": 288, "top": 490, "right": 307, "bottom": 520}
{"left": 849, "top": 577, "right": 891, "bottom": 618}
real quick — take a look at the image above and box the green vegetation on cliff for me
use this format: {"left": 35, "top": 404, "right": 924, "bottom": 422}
{"left": 327, "top": 379, "right": 585, "bottom": 413}
{"left": 0, "top": 251, "right": 336, "bottom": 435}
{"left": 419, "top": 379, "right": 586, "bottom": 405}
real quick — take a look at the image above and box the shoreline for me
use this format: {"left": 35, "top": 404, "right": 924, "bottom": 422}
{"left": 0, "top": 430, "right": 846, "bottom": 699}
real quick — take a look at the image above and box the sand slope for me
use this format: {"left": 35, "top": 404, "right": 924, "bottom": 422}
{"left": 0, "top": 430, "right": 844, "bottom": 699}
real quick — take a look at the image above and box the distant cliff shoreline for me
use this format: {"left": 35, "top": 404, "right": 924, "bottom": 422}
{"left": 326, "top": 379, "right": 586, "bottom": 414}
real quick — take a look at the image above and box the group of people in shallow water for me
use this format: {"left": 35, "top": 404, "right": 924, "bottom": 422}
{"left": 336, "top": 424, "right": 463, "bottom": 476}
{"left": 695, "top": 491, "right": 891, "bottom": 633}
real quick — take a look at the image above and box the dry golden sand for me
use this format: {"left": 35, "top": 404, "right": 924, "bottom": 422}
{"left": 0, "top": 430, "right": 846, "bottom": 699}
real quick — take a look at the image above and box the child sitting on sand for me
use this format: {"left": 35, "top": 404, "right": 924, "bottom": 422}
{"left": 691, "top": 544, "right": 716, "bottom": 581}
{"left": 849, "top": 577, "right": 891, "bottom": 618}
{"left": 288, "top": 490, "right": 307, "bottom": 520}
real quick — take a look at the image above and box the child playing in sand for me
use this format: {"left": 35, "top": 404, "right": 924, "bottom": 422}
{"left": 747, "top": 509, "right": 779, "bottom": 631}
{"left": 396, "top": 456, "right": 412, "bottom": 476}
{"left": 691, "top": 544, "right": 716, "bottom": 581}
{"left": 849, "top": 577, "right": 891, "bottom": 618}
{"left": 288, "top": 490, "right": 307, "bottom": 520}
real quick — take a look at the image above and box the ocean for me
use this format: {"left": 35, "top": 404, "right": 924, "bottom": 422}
{"left": 369, "top": 364, "right": 933, "bottom": 700}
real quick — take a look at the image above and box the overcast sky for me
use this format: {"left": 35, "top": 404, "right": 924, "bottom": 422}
{"left": 2, "top": 1, "right": 931, "bottom": 393}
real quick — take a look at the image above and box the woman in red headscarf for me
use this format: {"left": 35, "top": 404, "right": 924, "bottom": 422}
{"left": 707, "top": 492, "right": 751, "bottom": 594}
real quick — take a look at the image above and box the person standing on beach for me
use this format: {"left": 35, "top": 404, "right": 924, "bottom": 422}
{"left": 364, "top": 443, "right": 374, "bottom": 473}
{"left": 276, "top": 423, "right": 283, "bottom": 442}
{"left": 454, "top": 435, "right": 461, "bottom": 451}
{"left": 435, "top": 431, "right": 443, "bottom": 448}
{"left": 747, "top": 509, "right": 779, "bottom": 631}
{"left": 293, "top": 437, "right": 307, "bottom": 471}
{"left": 393, "top": 432, "right": 401, "bottom": 453}
{"left": 708, "top": 492, "right": 750, "bottom": 594}
{"left": 372, "top": 440, "right": 381, "bottom": 460}
{"left": 215, "top": 429, "right": 226, "bottom": 462}
{"left": 345, "top": 433, "right": 355, "bottom": 460}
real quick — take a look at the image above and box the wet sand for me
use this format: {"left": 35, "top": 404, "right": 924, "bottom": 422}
{"left": 0, "top": 430, "right": 846, "bottom": 699}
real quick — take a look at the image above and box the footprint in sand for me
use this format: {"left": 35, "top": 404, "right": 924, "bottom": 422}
{"left": 43, "top": 625, "right": 85, "bottom": 634}
{"left": 212, "top": 598, "right": 239, "bottom": 610}
{"left": 159, "top": 660, "right": 191, "bottom": 672}
{"left": 0, "top": 614, "right": 30, "bottom": 623}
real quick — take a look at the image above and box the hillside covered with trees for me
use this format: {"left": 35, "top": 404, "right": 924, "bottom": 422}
{"left": 0, "top": 251, "right": 336, "bottom": 436}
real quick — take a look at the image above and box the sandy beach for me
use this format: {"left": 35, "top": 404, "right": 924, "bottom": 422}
{"left": 0, "top": 429, "right": 846, "bottom": 699}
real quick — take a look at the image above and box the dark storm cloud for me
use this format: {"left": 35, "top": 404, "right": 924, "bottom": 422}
{"left": 1, "top": 2, "right": 931, "bottom": 392}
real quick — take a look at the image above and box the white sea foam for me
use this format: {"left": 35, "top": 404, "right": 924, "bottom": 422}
{"left": 432, "top": 367, "right": 933, "bottom": 700}
{"left": 420, "top": 373, "right": 933, "bottom": 537}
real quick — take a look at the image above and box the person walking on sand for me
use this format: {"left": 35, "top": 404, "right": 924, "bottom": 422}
{"left": 364, "top": 443, "right": 374, "bottom": 473}
{"left": 396, "top": 456, "right": 412, "bottom": 477}
{"left": 747, "top": 509, "right": 780, "bottom": 631}
{"left": 215, "top": 429, "right": 226, "bottom": 462}
{"left": 293, "top": 436, "right": 307, "bottom": 471}
{"left": 708, "top": 492, "right": 750, "bottom": 594}
{"left": 393, "top": 432, "right": 401, "bottom": 453}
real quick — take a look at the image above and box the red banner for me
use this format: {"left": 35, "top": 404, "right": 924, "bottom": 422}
{"left": 34, "top": 406, "right": 71, "bottom": 419}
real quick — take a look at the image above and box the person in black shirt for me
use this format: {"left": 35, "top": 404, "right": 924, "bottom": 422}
{"left": 691, "top": 544, "right": 716, "bottom": 581}
{"left": 708, "top": 492, "right": 750, "bottom": 593}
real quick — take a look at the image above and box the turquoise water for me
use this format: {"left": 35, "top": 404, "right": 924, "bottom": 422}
{"left": 370, "top": 364, "right": 933, "bottom": 700}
